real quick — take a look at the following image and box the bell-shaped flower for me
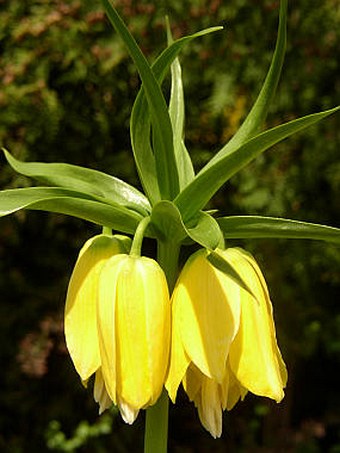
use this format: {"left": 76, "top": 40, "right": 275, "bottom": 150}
{"left": 97, "top": 254, "right": 170, "bottom": 424}
{"left": 65, "top": 234, "right": 130, "bottom": 382}
{"left": 166, "top": 249, "right": 241, "bottom": 397}
{"left": 166, "top": 247, "right": 287, "bottom": 438}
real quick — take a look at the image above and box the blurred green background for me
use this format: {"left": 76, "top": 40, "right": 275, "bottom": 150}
{"left": 0, "top": 0, "right": 340, "bottom": 451}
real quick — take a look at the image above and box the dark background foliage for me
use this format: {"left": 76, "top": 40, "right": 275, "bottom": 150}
{"left": 0, "top": 0, "right": 339, "bottom": 451}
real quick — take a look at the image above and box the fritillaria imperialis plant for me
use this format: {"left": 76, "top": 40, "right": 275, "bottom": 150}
{"left": 0, "top": 0, "right": 339, "bottom": 451}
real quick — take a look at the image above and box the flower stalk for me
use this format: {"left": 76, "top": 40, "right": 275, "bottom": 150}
{"left": 130, "top": 216, "right": 151, "bottom": 257}
{"left": 144, "top": 390, "right": 169, "bottom": 453}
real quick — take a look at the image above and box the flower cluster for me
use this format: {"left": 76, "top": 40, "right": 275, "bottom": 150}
{"left": 65, "top": 233, "right": 287, "bottom": 437}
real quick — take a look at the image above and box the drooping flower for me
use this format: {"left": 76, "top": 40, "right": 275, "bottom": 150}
{"left": 65, "top": 233, "right": 170, "bottom": 423}
{"left": 166, "top": 247, "right": 287, "bottom": 438}
{"left": 97, "top": 253, "right": 170, "bottom": 423}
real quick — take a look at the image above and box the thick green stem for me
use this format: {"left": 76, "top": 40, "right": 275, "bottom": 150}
{"left": 157, "top": 239, "right": 180, "bottom": 292}
{"left": 144, "top": 390, "right": 169, "bottom": 453}
{"left": 143, "top": 239, "right": 180, "bottom": 453}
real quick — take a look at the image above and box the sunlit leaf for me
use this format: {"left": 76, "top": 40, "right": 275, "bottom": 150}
{"left": 175, "top": 106, "right": 340, "bottom": 221}
{"left": 167, "top": 19, "right": 195, "bottom": 190}
{"left": 207, "top": 0, "right": 288, "bottom": 169}
{"left": 217, "top": 215, "right": 340, "bottom": 244}
{"left": 0, "top": 187, "right": 143, "bottom": 233}
{"left": 130, "top": 26, "right": 222, "bottom": 203}
{"left": 101, "top": 0, "right": 179, "bottom": 200}
{"left": 2, "top": 149, "right": 150, "bottom": 216}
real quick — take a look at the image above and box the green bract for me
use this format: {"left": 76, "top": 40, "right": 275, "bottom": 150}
{"left": 1, "top": 0, "right": 340, "bottom": 266}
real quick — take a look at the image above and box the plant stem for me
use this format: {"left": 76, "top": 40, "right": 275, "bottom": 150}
{"left": 144, "top": 389, "right": 169, "bottom": 453}
{"left": 130, "top": 216, "right": 151, "bottom": 256}
{"left": 102, "top": 226, "right": 112, "bottom": 235}
{"left": 157, "top": 239, "right": 180, "bottom": 292}
{"left": 144, "top": 239, "right": 180, "bottom": 453}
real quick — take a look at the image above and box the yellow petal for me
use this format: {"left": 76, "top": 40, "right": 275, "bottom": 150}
{"left": 97, "top": 254, "right": 124, "bottom": 404}
{"left": 115, "top": 256, "right": 170, "bottom": 409}
{"left": 227, "top": 248, "right": 287, "bottom": 402}
{"left": 197, "top": 376, "right": 223, "bottom": 439}
{"left": 172, "top": 249, "right": 241, "bottom": 382}
{"left": 241, "top": 249, "right": 288, "bottom": 387}
{"left": 64, "top": 235, "right": 125, "bottom": 381}
{"left": 220, "top": 362, "right": 247, "bottom": 411}
{"left": 183, "top": 363, "right": 247, "bottom": 437}
{"left": 180, "top": 364, "right": 223, "bottom": 438}
{"left": 182, "top": 363, "right": 203, "bottom": 403}
{"left": 118, "top": 398, "right": 140, "bottom": 424}
{"left": 98, "top": 255, "right": 170, "bottom": 411}
{"left": 165, "top": 296, "right": 191, "bottom": 403}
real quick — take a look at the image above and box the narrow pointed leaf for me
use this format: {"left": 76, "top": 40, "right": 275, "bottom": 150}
{"left": 175, "top": 106, "right": 340, "bottom": 221}
{"left": 168, "top": 21, "right": 195, "bottom": 189}
{"left": 130, "top": 27, "right": 222, "bottom": 203}
{"left": 217, "top": 216, "right": 340, "bottom": 244}
{"left": 207, "top": 0, "right": 287, "bottom": 169}
{"left": 3, "top": 149, "right": 151, "bottom": 215}
{"left": 101, "top": 0, "right": 179, "bottom": 200}
{"left": 0, "top": 187, "right": 142, "bottom": 233}
{"left": 0, "top": 187, "right": 93, "bottom": 215}
{"left": 130, "top": 92, "right": 160, "bottom": 204}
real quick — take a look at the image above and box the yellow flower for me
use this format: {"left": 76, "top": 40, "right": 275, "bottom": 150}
{"left": 65, "top": 234, "right": 130, "bottom": 382}
{"left": 65, "top": 234, "right": 170, "bottom": 423}
{"left": 97, "top": 254, "right": 170, "bottom": 423}
{"left": 166, "top": 247, "right": 287, "bottom": 438}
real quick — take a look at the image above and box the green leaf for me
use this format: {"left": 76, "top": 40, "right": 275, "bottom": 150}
{"left": 130, "top": 26, "right": 222, "bottom": 204}
{"left": 150, "top": 200, "right": 222, "bottom": 249}
{"left": 185, "top": 211, "right": 223, "bottom": 250}
{"left": 101, "top": 0, "right": 179, "bottom": 200}
{"left": 206, "top": 0, "right": 288, "bottom": 169}
{"left": 150, "top": 200, "right": 187, "bottom": 243}
{"left": 217, "top": 215, "right": 340, "bottom": 244}
{"left": 167, "top": 19, "right": 195, "bottom": 190}
{"left": 130, "top": 90, "right": 160, "bottom": 205}
{"left": 0, "top": 187, "right": 142, "bottom": 233}
{"left": 175, "top": 106, "right": 340, "bottom": 221}
{"left": 3, "top": 149, "right": 151, "bottom": 216}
